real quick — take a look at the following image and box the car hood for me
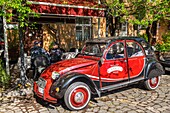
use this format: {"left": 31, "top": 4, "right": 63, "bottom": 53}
{"left": 41, "top": 57, "right": 98, "bottom": 78}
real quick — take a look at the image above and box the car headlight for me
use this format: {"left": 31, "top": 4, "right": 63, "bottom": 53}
{"left": 52, "top": 71, "right": 60, "bottom": 80}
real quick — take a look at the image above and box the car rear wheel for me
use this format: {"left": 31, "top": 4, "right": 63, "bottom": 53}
{"left": 64, "top": 82, "right": 91, "bottom": 111}
{"left": 144, "top": 76, "right": 160, "bottom": 90}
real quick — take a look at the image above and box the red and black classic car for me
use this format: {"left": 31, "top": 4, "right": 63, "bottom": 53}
{"left": 33, "top": 36, "right": 164, "bottom": 111}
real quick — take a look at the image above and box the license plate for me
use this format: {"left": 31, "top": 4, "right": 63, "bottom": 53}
{"left": 38, "top": 87, "right": 44, "bottom": 94}
{"left": 37, "top": 78, "right": 47, "bottom": 94}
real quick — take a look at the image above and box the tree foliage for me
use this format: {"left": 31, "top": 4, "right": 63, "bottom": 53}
{"left": 156, "top": 32, "right": 170, "bottom": 52}
{"left": 0, "top": 0, "right": 37, "bottom": 87}
{"left": 106, "top": 0, "right": 170, "bottom": 26}
{"left": 0, "top": 0, "right": 37, "bottom": 26}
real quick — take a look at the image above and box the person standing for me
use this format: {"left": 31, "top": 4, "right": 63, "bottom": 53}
{"left": 30, "top": 41, "right": 50, "bottom": 64}
{"left": 30, "top": 41, "right": 50, "bottom": 80}
{"left": 50, "top": 42, "right": 62, "bottom": 63}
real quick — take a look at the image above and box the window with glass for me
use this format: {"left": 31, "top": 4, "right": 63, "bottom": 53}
{"left": 106, "top": 42, "right": 125, "bottom": 60}
{"left": 76, "top": 17, "right": 92, "bottom": 41}
{"left": 126, "top": 41, "right": 144, "bottom": 57}
{"left": 81, "top": 43, "right": 106, "bottom": 57}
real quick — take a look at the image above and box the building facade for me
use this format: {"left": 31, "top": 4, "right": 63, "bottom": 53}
{"left": 26, "top": 0, "right": 106, "bottom": 52}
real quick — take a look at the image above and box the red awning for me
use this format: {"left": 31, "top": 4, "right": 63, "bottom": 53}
{"left": 29, "top": 0, "right": 106, "bottom": 17}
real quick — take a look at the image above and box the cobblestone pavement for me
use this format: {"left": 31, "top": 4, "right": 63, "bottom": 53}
{"left": 0, "top": 75, "right": 170, "bottom": 113}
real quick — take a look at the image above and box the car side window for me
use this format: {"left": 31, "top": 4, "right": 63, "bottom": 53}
{"left": 126, "top": 41, "right": 144, "bottom": 57}
{"left": 106, "top": 42, "right": 124, "bottom": 60}
{"left": 84, "top": 44, "right": 99, "bottom": 55}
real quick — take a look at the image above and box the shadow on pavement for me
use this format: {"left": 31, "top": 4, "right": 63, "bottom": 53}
{"left": 91, "top": 83, "right": 139, "bottom": 103}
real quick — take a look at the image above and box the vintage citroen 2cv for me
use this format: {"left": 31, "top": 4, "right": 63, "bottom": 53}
{"left": 33, "top": 37, "right": 164, "bottom": 110}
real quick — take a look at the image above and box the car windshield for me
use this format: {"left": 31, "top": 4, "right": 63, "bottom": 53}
{"left": 81, "top": 43, "right": 106, "bottom": 57}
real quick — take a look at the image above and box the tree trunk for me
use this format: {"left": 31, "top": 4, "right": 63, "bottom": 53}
{"left": 19, "top": 24, "right": 26, "bottom": 85}
{"left": 146, "top": 21, "right": 157, "bottom": 45}
{"left": 2, "top": 6, "right": 10, "bottom": 75}
{"left": 146, "top": 24, "right": 153, "bottom": 44}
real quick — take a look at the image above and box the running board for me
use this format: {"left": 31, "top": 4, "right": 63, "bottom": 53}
{"left": 100, "top": 77, "right": 144, "bottom": 92}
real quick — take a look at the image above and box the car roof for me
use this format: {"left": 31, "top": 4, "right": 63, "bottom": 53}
{"left": 85, "top": 36, "right": 146, "bottom": 44}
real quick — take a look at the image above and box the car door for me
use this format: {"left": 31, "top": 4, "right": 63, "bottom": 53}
{"left": 100, "top": 41, "right": 128, "bottom": 87}
{"left": 126, "top": 40, "right": 145, "bottom": 79}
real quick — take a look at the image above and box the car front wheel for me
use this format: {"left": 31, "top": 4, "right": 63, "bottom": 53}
{"left": 64, "top": 82, "right": 91, "bottom": 111}
{"left": 144, "top": 76, "right": 161, "bottom": 90}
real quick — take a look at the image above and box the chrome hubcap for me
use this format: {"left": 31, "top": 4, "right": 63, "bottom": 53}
{"left": 151, "top": 77, "right": 157, "bottom": 84}
{"left": 74, "top": 92, "right": 84, "bottom": 103}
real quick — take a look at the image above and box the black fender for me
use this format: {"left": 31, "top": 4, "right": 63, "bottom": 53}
{"left": 49, "top": 72, "right": 100, "bottom": 99}
{"left": 145, "top": 60, "right": 164, "bottom": 79}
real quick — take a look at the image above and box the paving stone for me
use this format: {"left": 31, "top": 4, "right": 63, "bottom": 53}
{"left": 56, "top": 106, "right": 65, "bottom": 113}
{"left": 114, "top": 110, "right": 123, "bottom": 113}
{"left": 29, "top": 111, "right": 38, "bottom": 113}
{"left": 145, "top": 110, "right": 154, "bottom": 113}
{"left": 127, "top": 110, "right": 137, "bottom": 113}
{"left": 152, "top": 104, "right": 162, "bottom": 109}
{"left": 136, "top": 109, "right": 145, "bottom": 113}
{"left": 159, "top": 102, "right": 169, "bottom": 107}
{"left": 0, "top": 109, "right": 6, "bottom": 113}
{"left": 100, "top": 106, "right": 109, "bottom": 110}
{"left": 88, "top": 101, "right": 97, "bottom": 107}
{"left": 108, "top": 106, "right": 116, "bottom": 111}
{"left": 14, "top": 110, "right": 23, "bottom": 113}
{"left": 92, "top": 107, "right": 99, "bottom": 112}
{"left": 115, "top": 105, "right": 123, "bottom": 110}
{"left": 98, "top": 110, "right": 108, "bottom": 113}
{"left": 96, "top": 101, "right": 106, "bottom": 106}
{"left": 40, "top": 110, "right": 50, "bottom": 113}
{"left": 163, "top": 109, "right": 170, "bottom": 113}
{"left": 121, "top": 107, "right": 131, "bottom": 112}
{"left": 105, "top": 101, "right": 113, "bottom": 107}
{"left": 126, "top": 105, "right": 136, "bottom": 110}
{"left": 106, "top": 112, "right": 114, "bottom": 113}
{"left": 112, "top": 101, "right": 120, "bottom": 106}
{"left": 86, "top": 108, "right": 93, "bottom": 112}
{"left": 147, "top": 103, "right": 155, "bottom": 106}
{"left": 47, "top": 107, "right": 58, "bottom": 113}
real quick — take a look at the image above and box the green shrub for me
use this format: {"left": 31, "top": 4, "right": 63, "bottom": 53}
{"left": 0, "top": 59, "right": 11, "bottom": 88}
{"left": 155, "top": 32, "right": 170, "bottom": 52}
